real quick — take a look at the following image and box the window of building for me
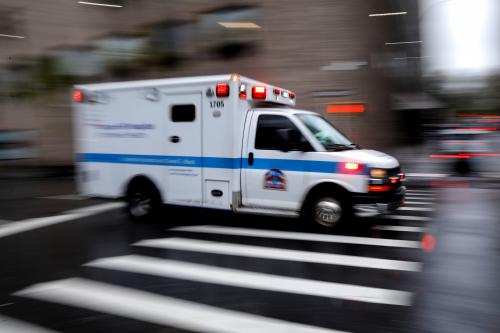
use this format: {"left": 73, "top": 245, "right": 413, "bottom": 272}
{"left": 198, "top": 5, "right": 260, "bottom": 59}
{"left": 255, "top": 115, "right": 305, "bottom": 150}
{"left": 171, "top": 104, "right": 195, "bottom": 122}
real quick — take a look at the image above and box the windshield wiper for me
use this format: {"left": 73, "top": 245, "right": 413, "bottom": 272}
{"left": 325, "top": 143, "right": 355, "bottom": 151}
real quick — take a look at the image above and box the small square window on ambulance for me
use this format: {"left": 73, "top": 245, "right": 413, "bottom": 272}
{"left": 171, "top": 104, "right": 195, "bottom": 122}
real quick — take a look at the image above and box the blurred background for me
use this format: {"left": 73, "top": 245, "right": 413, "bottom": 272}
{"left": 0, "top": 0, "right": 497, "bottom": 176}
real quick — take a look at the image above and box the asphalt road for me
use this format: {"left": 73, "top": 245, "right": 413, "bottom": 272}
{"left": 0, "top": 176, "right": 499, "bottom": 333}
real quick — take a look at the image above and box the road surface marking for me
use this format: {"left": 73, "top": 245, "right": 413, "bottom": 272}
{"left": 405, "top": 190, "right": 435, "bottom": 193}
{"left": 135, "top": 237, "right": 422, "bottom": 272}
{"left": 40, "top": 194, "right": 89, "bottom": 200}
{"left": 0, "top": 202, "right": 124, "bottom": 239}
{"left": 15, "top": 278, "right": 348, "bottom": 333}
{"left": 373, "top": 225, "right": 426, "bottom": 233}
{"left": 86, "top": 255, "right": 413, "bottom": 306}
{"left": 171, "top": 225, "right": 420, "bottom": 249}
{"left": 404, "top": 193, "right": 434, "bottom": 197}
{"left": 405, "top": 196, "right": 434, "bottom": 201}
{"left": 398, "top": 207, "right": 435, "bottom": 212}
{"left": 0, "top": 314, "right": 58, "bottom": 332}
{"left": 406, "top": 173, "right": 448, "bottom": 178}
{"left": 405, "top": 201, "right": 433, "bottom": 205}
{"left": 384, "top": 215, "right": 431, "bottom": 221}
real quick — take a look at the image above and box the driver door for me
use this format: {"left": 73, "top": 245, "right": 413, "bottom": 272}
{"left": 242, "top": 112, "right": 312, "bottom": 210}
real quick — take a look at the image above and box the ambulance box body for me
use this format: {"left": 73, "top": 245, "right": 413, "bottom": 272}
{"left": 73, "top": 74, "right": 405, "bottom": 228}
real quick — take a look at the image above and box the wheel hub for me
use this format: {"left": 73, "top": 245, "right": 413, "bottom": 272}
{"left": 130, "top": 192, "right": 151, "bottom": 217}
{"left": 314, "top": 200, "right": 342, "bottom": 227}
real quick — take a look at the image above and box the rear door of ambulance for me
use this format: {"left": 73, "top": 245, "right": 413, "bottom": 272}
{"left": 162, "top": 92, "right": 203, "bottom": 205}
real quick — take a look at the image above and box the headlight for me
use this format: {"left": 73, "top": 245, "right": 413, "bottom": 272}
{"left": 370, "top": 168, "right": 387, "bottom": 178}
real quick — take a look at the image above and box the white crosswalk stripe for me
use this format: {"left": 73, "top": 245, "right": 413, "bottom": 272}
{"left": 405, "top": 189, "right": 435, "bottom": 193}
{"left": 405, "top": 196, "right": 435, "bottom": 201}
{"left": 398, "top": 207, "right": 435, "bottom": 212}
{"left": 86, "top": 255, "right": 413, "bottom": 305}
{"left": 405, "top": 201, "right": 434, "bottom": 205}
{"left": 373, "top": 225, "right": 426, "bottom": 233}
{"left": 384, "top": 215, "right": 431, "bottom": 221}
{"left": 404, "top": 193, "right": 434, "bottom": 197}
{"left": 135, "top": 237, "right": 422, "bottom": 271}
{"left": 170, "top": 225, "right": 421, "bottom": 248}
{"left": 15, "top": 278, "right": 347, "bottom": 333}
{"left": 0, "top": 314, "right": 59, "bottom": 333}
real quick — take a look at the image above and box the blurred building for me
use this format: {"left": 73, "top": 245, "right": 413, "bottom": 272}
{"left": 0, "top": 0, "right": 421, "bottom": 166}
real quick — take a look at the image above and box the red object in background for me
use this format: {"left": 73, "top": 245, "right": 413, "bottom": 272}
{"left": 421, "top": 234, "right": 436, "bottom": 252}
{"left": 252, "top": 86, "right": 267, "bottom": 99}
{"left": 455, "top": 127, "right": 496, "bottom": 131}
{"left": 216, "top": 83, "right": 230, "bottom": 97}
{"left": 457, "top": 114, "right": 499, "bottom": 117}
{"left": 327, "top": 103, "right": 365, "bottom": 113}
{"left": 430, "top": 154, "right": 470, "bottom": 159}
{"left": 72, "top": 90, "right": 84, "bottom": 103}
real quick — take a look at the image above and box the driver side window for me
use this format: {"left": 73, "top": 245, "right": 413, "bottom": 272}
{"left": 255, "top": 115, "right": 307, "bottom": 150}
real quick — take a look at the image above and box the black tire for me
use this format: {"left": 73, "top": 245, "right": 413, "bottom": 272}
{"left": 303, "top": 193, "right": 351, "bottom": 230}
{"left": 126, "top": 179, "right": 162, "bottom": 222}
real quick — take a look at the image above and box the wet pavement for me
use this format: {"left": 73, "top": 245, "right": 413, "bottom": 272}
{"left": 0, "top": 176, "right": 499, "bottom": 332}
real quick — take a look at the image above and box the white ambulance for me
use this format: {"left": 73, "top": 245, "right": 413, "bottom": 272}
{"left": 73, "top": 74, "right": 405, "bottom": 228}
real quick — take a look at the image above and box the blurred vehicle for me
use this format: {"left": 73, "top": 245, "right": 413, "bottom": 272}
{"left": 432, "top": 128, "right": 495, "bottom": 174}
{"left": 72, "top": 74, "right": 405, "bottom": 229}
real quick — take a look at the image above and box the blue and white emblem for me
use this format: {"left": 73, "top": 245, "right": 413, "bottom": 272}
{"left": 264, "top": 168, "right": 287, "bottom": 190}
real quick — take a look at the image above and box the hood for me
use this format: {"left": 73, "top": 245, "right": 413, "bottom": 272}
{"left": 330, "top": 149, "right": 399, "bottom": 168}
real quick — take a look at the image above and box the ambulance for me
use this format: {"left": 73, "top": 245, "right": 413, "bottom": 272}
{"left": 73, "top": 74, "right": 405, "bottom": 228}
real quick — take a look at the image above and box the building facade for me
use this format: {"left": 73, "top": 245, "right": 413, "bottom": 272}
{"left": 0, "top": 0, "right": 420, "bottom": 166}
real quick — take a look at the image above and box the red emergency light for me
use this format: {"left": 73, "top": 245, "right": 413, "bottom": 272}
{"left": 216, "top": 83, "right": 230, "bottom": 97}
{"left": 73, "top": 90, "right": 84, "bottom": 103}
{"left": 252, "top": 86, "right": 267, "bottom": 99}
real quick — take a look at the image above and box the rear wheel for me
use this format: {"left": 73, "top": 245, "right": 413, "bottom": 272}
{"left": 126, "top": 180, "right": 161, "bottom": 222}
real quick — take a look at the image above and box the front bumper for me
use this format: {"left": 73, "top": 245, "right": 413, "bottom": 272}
{"left": 352, "top": 186, "right": 406, "bottom": 217}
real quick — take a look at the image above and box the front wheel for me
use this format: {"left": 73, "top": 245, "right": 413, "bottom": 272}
{"left": 304, "top": 195, "right": 351, "bottom": 229}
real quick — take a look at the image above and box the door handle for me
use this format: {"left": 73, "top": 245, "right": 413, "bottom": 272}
{"left": 248, "top": 152, "right": 254, "bottom": 166}
{"left": 169, "top": 136, "right": 180, "bottom": 143}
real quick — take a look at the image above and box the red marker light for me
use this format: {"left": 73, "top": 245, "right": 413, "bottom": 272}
{"left": 252, "top": 86, "right": 267, "bottom": 99}
{"left": 72, "top": 90, "right": 84, "bottom": 103}
{"left": 273, "top": 88, "right": 281, "bottom": 95}
{"left": 216, "top": 83, "right": 230, "bottom": 97}
{"left": 289, "top": 91, "right": 295, "bottom": 99}
{"left": 239, "top": 84, "right": 247, "bottom": 99}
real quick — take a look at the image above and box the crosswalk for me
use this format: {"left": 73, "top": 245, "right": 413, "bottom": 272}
{"left": 7, "top": 188, "right": 437, "bottom": 332}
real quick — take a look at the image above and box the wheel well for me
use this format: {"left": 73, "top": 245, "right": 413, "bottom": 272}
{"left": 301, "top": 182, "right": 350, "bottom": 213}
{"left": 125, "top": 175, "right": 162, "bottom": 201}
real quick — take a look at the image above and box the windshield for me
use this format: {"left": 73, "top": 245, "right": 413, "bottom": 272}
{"left": 296, "top": 114, "right": 354, "bottom": 151}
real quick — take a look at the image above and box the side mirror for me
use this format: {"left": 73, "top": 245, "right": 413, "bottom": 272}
{"left": 276, "top": 128, "right": 310, "bottom": 152}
